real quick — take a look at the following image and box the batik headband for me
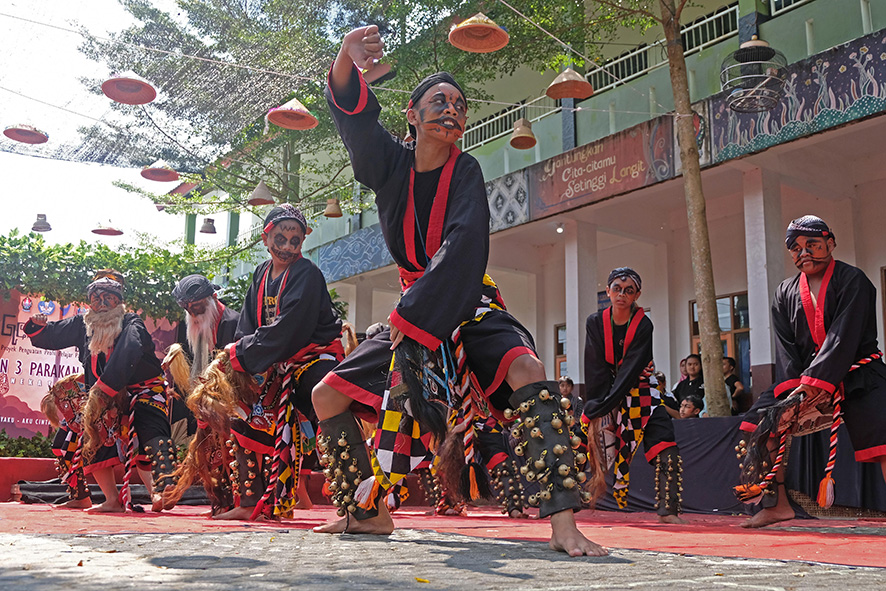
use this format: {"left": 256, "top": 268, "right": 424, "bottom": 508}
{"left": 262, "top": 203, "right": 307, "bottom": 234}
{"left": 87, "top": 277, "right": 123, "bottom": 300}
{"left": 172, "top": 274, "right": 217, "bottom": 306}
{"left": 607, "top": 267, "right": 642, "bottom": 290}
{"left": 785, "top": 215, "right": 834, "bottom": 248}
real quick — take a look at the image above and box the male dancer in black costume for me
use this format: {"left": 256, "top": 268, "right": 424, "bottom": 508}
{"left": 737, "top": 215, "right": 886, "bottom": 527}
{"left": 25, "top": 271, "right": 176, "bottom": 512}
{"left": 312, "top": 26, "right": 604, "bottom": 556}
{"left": 583, "top": 268, "right": 685, "bottom": 523}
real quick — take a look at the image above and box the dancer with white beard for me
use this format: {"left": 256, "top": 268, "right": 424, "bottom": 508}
{"left": 25, "top": 270, "right": 177, "bottom": 513}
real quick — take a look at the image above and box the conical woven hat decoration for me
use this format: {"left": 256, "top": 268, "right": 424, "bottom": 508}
{"left": 546, "top": 68, "right": 594, "bottom": 100}
{"left": 267, "top": 96, "right": 319, "bottom": 130}
{"left": 449, "top": 13, "right": 509, "bottom": 53}
{"left": 101, "top": 71, "right": 157, "bottom": 105}
{"left": 510, "top": 118, "right": 536, "bottom": 150}
{"left": 3, "top": 124, "right": 49, "bottom": 144}
{"left": 141, "top": 159, "right": 180, "bottom": 182}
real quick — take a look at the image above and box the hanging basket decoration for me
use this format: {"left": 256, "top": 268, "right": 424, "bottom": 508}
{"left": 3, "top": 124, "right": 49, "bottom": 144}
{"left": 247, "top": 180, "right": 276, "bottom": 206}
{"left": 267, "top": 97, "right": 318, "bottom": 130}
{"left": 101, "top": 71, "right": 157, "bottom": 105}
{"left": 323, "top": 198, "right": 343, "bottom": 218}
{"left": 510, "top": 118, "right": 536, "bottom": 150}
{"left": 546, "top": 68, "right": 594, "bottom": 101}
{"left": 720, "top": 37, "right": 787, "bottom": 113}
{"left": 449, "top": 13, "right": 509, "bottom": 54}
{"left": 92, "top": 222, "right": 123, "bottom": 236}
{"left": 141, "top": 159, "right": 180, "bottom": 182}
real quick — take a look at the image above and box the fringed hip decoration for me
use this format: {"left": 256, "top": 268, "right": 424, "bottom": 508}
{"left": 817, "top": 388, "right": 843, "bottom": 509}
{"left": 251, "top": 371, "right": 300, "bottom": 520}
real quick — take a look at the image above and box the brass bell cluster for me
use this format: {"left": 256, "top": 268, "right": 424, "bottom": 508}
{"left": 146, "top": 438, "right": 180, "bottom": 491}
{"left": 490, "top": 459, "right": 527, "bottom": 515}
{"left": 318, "top": 432, "right": 364, "bottom": 517}
{"left": 504, "top": 388, "right": 590, "bottom": 508}
{"left": 417, "top": 467, "right": 442, "bottom": 507}
{"left": 653, "top": 451, "right": 684, "bottom": 513}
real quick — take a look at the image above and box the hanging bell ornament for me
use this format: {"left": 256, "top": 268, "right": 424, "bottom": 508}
{"left": 551, "top": 416, "right": 563, "bottom": 430}
{"left": 552, "top": 444, "right": 566, "bottom": 456}
{"left": 558, "top": 464, "right": 571, "bottom": 477}
{"left": 560, "top": 397, "right": 572, "bottom": 409}
{"left": 534, "top": 458, "right": 546, "bottom": 471}
{"left": 509, "top": 118, "right": 536, "bottom": 150}
{"left": 538, "top": 389, "right": 550, "bottom": 401}
{"left": 562, "top": 477, "right": 576, "bottom": 489}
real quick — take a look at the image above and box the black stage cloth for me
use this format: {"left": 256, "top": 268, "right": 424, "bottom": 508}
{"left": 595, "top": 416, "right": 886, "bottom": 514}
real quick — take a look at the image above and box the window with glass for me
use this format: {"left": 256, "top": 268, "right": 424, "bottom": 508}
{"left": 554, "top": 323, "right": 567, "bottom": 379}
{"left": 689, "top": 292, "right": 751, "bottom": 388}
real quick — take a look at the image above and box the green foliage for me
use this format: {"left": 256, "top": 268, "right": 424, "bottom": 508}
{"left": 328, "top": 287, "right": 348, "bottom": 321}
{"left": 0, "top": 429, "right": 55, "bottom": 458}
{"left": 0, "top": 229, "right": 259, "bottom": 321}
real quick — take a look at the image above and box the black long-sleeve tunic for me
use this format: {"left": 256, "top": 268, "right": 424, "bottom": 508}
{"left": 24, "top": 313, "right": 162, "bottom": 396}
{"left": 582, "top": 307, "right": 654, "bottom": 420}
{"left": 229, "top": 258, "right": 342, "bottom": 375}
{"left": 325, "top": 65, "right": 490, "bottom": 350}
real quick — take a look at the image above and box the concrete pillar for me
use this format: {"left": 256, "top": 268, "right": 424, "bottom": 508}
{"left": 354, "top": 277, "right": 373, "bottom": 333}
{"left": 563, "top": 220, "right": 597, "bottom": 384}
{"left": 742, "top": 167, "right": 783, "bottom": 394}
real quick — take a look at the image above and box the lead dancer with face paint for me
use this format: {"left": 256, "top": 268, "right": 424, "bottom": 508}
{"left": 313, "top": 26, "right": 605, "bottom": 556}
{"left": 736, "top": 215, "right": 886, "bottom": 527}
{"left": 582, "top": 268, "right": 686, "bottom": 523}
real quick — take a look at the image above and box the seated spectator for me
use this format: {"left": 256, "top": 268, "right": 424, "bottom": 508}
{"left": 678, "top": 357, "right": 688, "bottom": 382}
{"left": 558, "top": 375, "right": 582, "bottom": 412}
{"left": 672, "top": 353, "right": 704, "bottom": 410}
{"left": 722, "top": 356, "right": 751, "bottom": 415}
{"left": 679, "top": 395, "right": 704, "bottom": 419}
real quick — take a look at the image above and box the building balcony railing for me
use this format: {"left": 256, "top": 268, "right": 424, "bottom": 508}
{"left": 771, "top": 0, "right": 814, "bottom": 16}
{"left": 461, "top": 3, "right": 740, "bottom": 152}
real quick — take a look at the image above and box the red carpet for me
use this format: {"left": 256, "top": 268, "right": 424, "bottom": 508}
{"left": 1, "top": 502, "right": 883, "bottom": 568}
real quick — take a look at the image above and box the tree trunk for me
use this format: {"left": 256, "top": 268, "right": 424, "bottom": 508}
{"left": 658, "top": 0, "right": 729, "bottom": 416}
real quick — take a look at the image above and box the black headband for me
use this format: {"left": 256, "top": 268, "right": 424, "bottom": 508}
{"left": 785, "top": 215, "right": 834, "bottom": 248}
{"left": 172, "top": 274, "right": 217, "bottom": 306}
{"left": 407, "top": 72, "right": 465, "bottom": 136}
{"left": 87, "top": 277, "right": 123, "bottom": 300}
{"left": 607, "top": 267, "right": 642, "bottom": 290}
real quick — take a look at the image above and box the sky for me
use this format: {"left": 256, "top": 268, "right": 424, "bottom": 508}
{"left": 0, "top": 0, "right": 227, "bottom": 248}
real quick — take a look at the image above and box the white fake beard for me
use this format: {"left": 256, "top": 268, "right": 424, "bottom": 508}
{"left": 185, "top": 298, "right": 220, "bottom": 381}
{"left": 84, "top": 304, "right": 126, "bottom": 356}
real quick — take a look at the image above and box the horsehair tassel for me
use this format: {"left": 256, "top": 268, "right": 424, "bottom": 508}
{"left": 468, "top": 463, "right": 480, "bottom": 500}
{"left": 817, "top": 394, "right": 842, "bottom": 508}
{"left": 356, "top": 477, "right": 380, "bottom": 510}
{"left": 120, "top": 392, "right": 138, "bottom": 511}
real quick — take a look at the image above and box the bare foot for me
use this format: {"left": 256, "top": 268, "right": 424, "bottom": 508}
{"left": 549, "top": 510, "right": 608, "bottom": 557}
{"left": 740, "top": 505, "right": 795, "bottom": 528}
{"left": 313, "top": 505, "right": 394, "bottom": 534}
{"left": 151, "top": 492, "right": 177, "bottom": 513}
{"left": 211, "top": 506, "right": 255, "bottom": 521}
{"left": 86, "top": 500, "right": 124, "bottom": 513}
{"left": 59, "top": 497, "right": 92, "bottom": 509}
{"left": 659, "top": 514, "right": 687, "bottom": 525}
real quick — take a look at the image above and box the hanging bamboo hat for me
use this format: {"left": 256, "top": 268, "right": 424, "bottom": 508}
{"left": 101, "top": 71, "right": 157, "bottom": 105}
{"left": 141, "top": 159, "right": 180, "bottom": 182}
{"left": 510, "top": 118, "right": 536, "bottom": 150}
{"left": 3, "top": 124, "right": 49, "bottom": 144}
{"left": 267, "top": 97, "right": 319, "bottom": 130}
{"left": 546, "top": 67, "right": 594, "bottom": 100}
{"left": 449, "top": 13, "right": 509, "bottom": 53}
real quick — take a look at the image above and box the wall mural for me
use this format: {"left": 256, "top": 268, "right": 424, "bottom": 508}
{"left": 712, "top": 33, "right": 886, "bottom": 162}
{"left": 317, "top": 224, "right": 393, "bottom": 284}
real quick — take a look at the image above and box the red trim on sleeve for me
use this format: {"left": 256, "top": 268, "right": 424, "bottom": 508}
{"left": 232, "top": 431, "right": 274, "bottom": 457}
{"left": 739, "top": 420, "right": 759, "bottom": 433}
{"left": 855, "top": 444, "right": 886, "bottom": 463}
{"left": 484, "top": 346, "right": 538, "bottom": 397}
{"left": 644, "top": 441, "right": 676, "bottom": 462}
{"left": 228, "top": 342, "right": 246, "bottom": 373}
{"left": 425, "top": 144, "right": 460, "bottom": 256}
{"left": 24, "top": 324, "right": 46, "bottom": 337}
{"left": 95, "top": 379, "right": 117, "bottom": 397}
{"left": 774, "top": 378, "right": 801, "bottom": 398}
{"left": 389, "top": 309, "right": 441, "bottom": 350}
{"left": 212, "top": 301, "right": 225, "bottom": 343}
{"left": 485, "top": 452, "right": 509, "bottom": 471}
{"left": 326, "top": 63, "right": 369, "bottom": 115}
{"left": 800, "top": 375, "right": 836, "bottom": 394}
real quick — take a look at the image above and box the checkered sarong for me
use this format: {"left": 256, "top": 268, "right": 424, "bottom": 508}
{"left": 611, "top": 386, "right": 658, "bottom": 508}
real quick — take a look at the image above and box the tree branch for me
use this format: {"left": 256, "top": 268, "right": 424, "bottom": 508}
{"left": 590, "top": 0, "right": 660, "bottom": 23}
